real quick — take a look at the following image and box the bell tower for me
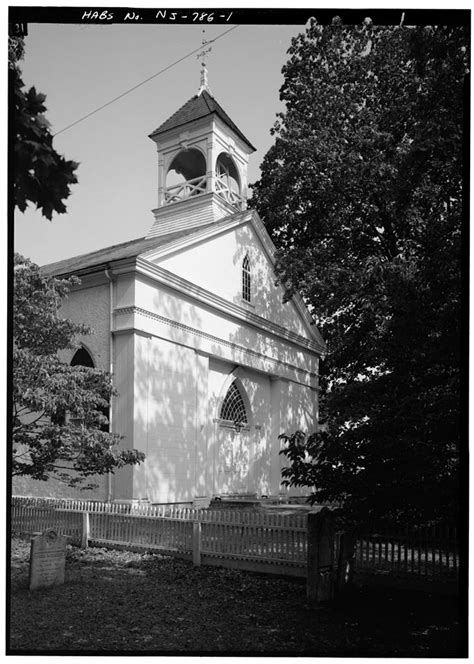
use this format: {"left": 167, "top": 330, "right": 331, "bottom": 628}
{"left": 146, "top": 63, "right": 256, "bottom": 238}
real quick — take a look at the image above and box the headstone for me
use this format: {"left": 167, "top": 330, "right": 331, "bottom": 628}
{"left": 29, "top": 529, "right": 67, "bottom": 591}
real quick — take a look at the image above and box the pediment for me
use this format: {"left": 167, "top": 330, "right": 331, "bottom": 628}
{"left": 139, "top": 211, "right": 325, "bottom": 353}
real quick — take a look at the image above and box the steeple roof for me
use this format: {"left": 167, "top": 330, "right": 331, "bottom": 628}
{"left": 149, "top": 89, "right": 256, "bottom": 152}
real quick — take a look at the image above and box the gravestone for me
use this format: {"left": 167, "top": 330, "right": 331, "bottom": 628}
{"left": 29, "top": 529, "right": 67, "bottom": 591}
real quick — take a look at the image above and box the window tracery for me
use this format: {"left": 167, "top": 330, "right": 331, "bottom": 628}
{"left": 219, "top": 381, "right": 248, "bottom": 425}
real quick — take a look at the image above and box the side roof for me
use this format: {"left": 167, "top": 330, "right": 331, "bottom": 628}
{"left": 149, "top": 89, "right": 256, "bottom": 152}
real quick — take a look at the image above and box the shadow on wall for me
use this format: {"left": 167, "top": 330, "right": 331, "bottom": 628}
{"left": 118, "top": 227, "right": 319, "bottom": 503}
{"left": 227, "top": 235, "right": 319, "bottom": 496}
{"left": 131, "top": 289, "right": 208, "bottom": 504}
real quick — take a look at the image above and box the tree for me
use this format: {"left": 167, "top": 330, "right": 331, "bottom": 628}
{"left": 12, "top": 253, "right": 145, "bottom": 488}
{"left": 251, "top": 19, "right": 467, "bottom": 526}
{"left": 10, "top": 36, "right": 78, "bottom": 220}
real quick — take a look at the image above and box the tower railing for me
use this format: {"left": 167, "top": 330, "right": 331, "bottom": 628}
{"left": 163, "top": 174, "right": 244, "bottom": 209}
{"left": 164, "top": 175, "right": 207, "bottom": 204}
{"left": 215, "top": 177, "right": 244, "bottom": 209}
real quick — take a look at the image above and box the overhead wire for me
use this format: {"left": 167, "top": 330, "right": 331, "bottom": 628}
{"left": 52, "top": 24, "right": 240, "bottom": 137}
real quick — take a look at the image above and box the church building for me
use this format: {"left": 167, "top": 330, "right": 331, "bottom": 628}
{"left": 17, "top": 69, "right": 326, "bottom": 505}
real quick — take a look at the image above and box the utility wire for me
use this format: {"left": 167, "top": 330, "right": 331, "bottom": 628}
{"left": 53, "top": 24, "right": 240, "bottom": 137}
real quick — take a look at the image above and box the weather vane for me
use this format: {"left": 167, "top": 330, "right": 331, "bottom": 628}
{"left": 197, "top": 29, "right": 212, "bottom": 95}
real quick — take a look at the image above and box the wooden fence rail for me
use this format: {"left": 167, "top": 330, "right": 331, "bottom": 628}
{"left": 11, "top": 497, "right": 308, "bottom": 578}
{"left": 10, "top": 496, "right": 307, "bottom": 526}
{"left": 11, "top": 497, "right": 459, "bottom": 588}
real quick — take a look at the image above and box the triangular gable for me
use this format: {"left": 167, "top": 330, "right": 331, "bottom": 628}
{"left": 139, "top": 210, "right": 326, "bottom": 353}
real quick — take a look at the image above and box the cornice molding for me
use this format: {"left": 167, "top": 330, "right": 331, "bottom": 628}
{"left": 114, "top": 305, "right": 319, "bottom": 383}
{"left": 141, "top": 208, "right": 326, "bottom": 353}
{"left": 133, "top": 257, "right": 325, "bottom": 355}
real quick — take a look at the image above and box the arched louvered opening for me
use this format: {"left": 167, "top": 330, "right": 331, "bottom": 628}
{"left": 219, "top": 380, "right": 249, "bottom": 430}
{"left": 242, "top": 254, "right": 251, "bottom": 303}
{"left": 215, "top": 152, "right": 242, "bottom": 208}
{"left": 165, "top": 148, "right": 207, "bottom": 204}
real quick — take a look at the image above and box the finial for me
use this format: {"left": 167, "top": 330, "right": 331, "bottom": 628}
{"left": 197, "top": 29, "right": 213, "bottom": 95}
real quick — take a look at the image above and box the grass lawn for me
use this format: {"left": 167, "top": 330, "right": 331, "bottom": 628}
{"left": 8, "top": 537, "right": 466, "bottom": 656}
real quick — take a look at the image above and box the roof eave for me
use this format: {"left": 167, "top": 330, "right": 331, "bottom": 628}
{"left": 149, "top": 111, "right": 256, "bottom": 153}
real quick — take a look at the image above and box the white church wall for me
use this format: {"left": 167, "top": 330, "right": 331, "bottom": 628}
{"left": 115, "top": 272, "right": 136, "bottom": 309}
{"left": 140, "top": 335, "right": 199, "bottom": 503}
{"left": 112, "top": 332, "right": 137, "bottom": 501}
{"left": 207, "top": 358, "right": 232, "bottom": 495}
{"left": 281, "top": 380, "right": 319, "bottom": 434}
{"left": 279, "top": 380, "right": 319, "bottom": 498}
{"left": 128, "top": 274, "right": 319, "bottom": 387}
{"left": 207, "top": 361, "right": 275, "bottom": 497}
{"left": 104, "top": 330, "right": 204, "bottom": 504}
{"left": 240, "top": 369, "right": 272, "bottom": 496}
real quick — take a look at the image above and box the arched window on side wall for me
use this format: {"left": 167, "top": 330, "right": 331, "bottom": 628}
{"left": 70, "top": 347, "right": 109, "bottom": 432}
{"left": 52, "top": 347, "right": 96, "bottom": 425}
{"left": 219, "top": 381, "right": 249, "bottom": 428}
{"left": 242, "top": 254, "right": 251, "bottom": 303}
{"left": 71, "top": 347, "right": 95, "bottom": 368}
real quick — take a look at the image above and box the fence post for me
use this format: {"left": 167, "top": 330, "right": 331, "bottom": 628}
{"left": 335, "top": 531, "right": 356, "bottom": 595}
{"left": 193, "top": 520, "right": 201, "bottom": 567}
{"left": 81, "top": 512, "right": 90, "bottom": 548}
{"left": 307, "top": 508, "right": 335, "bottom": 602}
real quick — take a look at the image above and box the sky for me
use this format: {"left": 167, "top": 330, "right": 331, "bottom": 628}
{"left": 13, "top": 15, "right": 313, "bottom": 266}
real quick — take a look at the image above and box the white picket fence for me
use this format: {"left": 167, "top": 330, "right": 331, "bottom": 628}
{"left": 11, "top": 496, "right": 308, "bottom": 577}
{"left": 11, "top": 496, "right": 460, "bottom": 587}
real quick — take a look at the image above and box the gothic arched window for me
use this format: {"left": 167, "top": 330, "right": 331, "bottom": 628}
{"left": 52, "top": 347, "right": 95, "bottom": 425}
{"left": 70, "top": 347, "right": 109, "bottom": 432}
{"left": 71, "top": 347, "right": 95, "bottom": 368}
{"left": 219, "top": 381, "right": 249, "bottom": 426}
{"left": 242, "top": 254, "right": 251, "bottom": 303}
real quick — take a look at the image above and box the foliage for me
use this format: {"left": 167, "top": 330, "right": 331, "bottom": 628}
{"left": 12, "top": 254, "right": 145, "bottom": 486}
{"left": 251, "top": 19, "right": 467, "bottom": 526}
{"left": 10, "top": 36, "right": 78, "bottom": 220}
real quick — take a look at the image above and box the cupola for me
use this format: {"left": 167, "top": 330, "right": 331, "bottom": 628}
{"left": 146, "top": 67, "right": 256, "bottom": 238}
